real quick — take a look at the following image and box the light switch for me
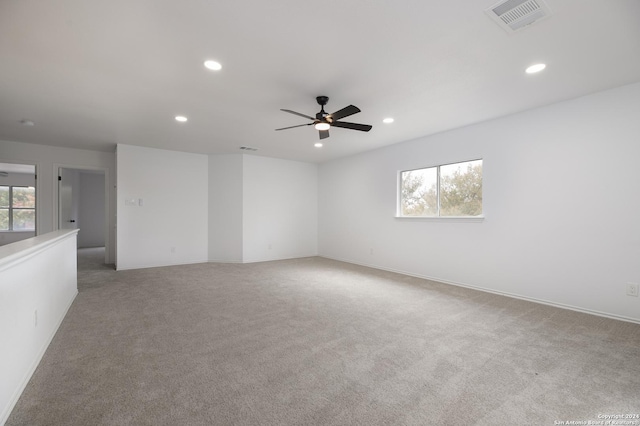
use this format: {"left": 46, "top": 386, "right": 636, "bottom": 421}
{"left": 125, "top": 198, "right": 137, "bottom": 206}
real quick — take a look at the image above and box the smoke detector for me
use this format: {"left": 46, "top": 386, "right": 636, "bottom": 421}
{"left": 486, "top": 0, "right": 552, "bottom": 33}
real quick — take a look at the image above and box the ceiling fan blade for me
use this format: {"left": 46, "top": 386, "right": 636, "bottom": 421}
{"left": 281, "top": 109, "right": 315, "bottom": 120}
{"left": 275, "top": 123, "right": 313, "bottom": 131}
{"left": 331, "top": 121, "right": 372, "bottom": 132}
{"left": 328, "top": 105, "right": 360, "bottom": 121}
{"left": 319, "top": 129, "right": 330, "bottom": 139}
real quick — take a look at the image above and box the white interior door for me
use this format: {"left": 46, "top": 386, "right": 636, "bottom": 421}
{"left": 58, "top": 168, "right": 77, "bottom": 230}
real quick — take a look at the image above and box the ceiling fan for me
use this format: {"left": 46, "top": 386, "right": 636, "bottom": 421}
{"left": 276, "top": 96, "right": 372, "bottom": 140}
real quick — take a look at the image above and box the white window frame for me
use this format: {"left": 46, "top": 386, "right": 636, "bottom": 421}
{"left": 396, "top": 159, "right": 484, "bottom": 221}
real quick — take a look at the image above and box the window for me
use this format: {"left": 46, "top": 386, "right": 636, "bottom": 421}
{"left": 0, "top": 186, "right": 36, "bottom": 231}
{"left": 399, "top": 159, "right": 482, "bottom": 217}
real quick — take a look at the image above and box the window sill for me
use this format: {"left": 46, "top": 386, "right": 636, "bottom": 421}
{"left": 394, "top": 216, "right": 484, "bottom": 223}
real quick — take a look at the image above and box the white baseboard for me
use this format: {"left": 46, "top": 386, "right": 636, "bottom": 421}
{"left": 240, "top": 254, "right": 317, "bottom": 264}
{"left": 208, "top": 255, "right": 318, "bottom": 264}
{"left": 1, "top": 290, "right": 78, "bottom": 426}
{"left": 320, "top": 255, "right": 640, "bottom": 326}
{"left": 116, "top": 258, "right": 208, "bottom": 271}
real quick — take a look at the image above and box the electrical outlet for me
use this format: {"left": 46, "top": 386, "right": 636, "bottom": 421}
{"left": 627, "top": 283, "right": 639, "bottom": 297}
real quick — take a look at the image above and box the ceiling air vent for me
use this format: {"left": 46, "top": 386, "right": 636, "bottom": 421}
{"left": 486, "top": 0, "right": 552, "bottom": 33}
{"left": 239, "top": 146, "right": 258, "bottom": 152}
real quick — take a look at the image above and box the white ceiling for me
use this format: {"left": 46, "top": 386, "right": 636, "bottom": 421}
{"left": 1, "top": 0, "right": 639, "bottom": 163}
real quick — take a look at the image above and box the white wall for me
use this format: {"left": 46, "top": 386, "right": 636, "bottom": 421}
{"left": 243, "top": 155, "right": 317, "bottom": 263}
{"left": 0, "top": 172, "right": 36, "bottom": 246}
{"left": 319, "top": 82, "right": 640, "bottom": 323}
{"left": 0, "top": 230, "right": 78, "bottom": 424}
{"left": 0, "top": 140, "right": 116, "bottom": 263}
{"left": 78, "top": 172, "right": 105, "bottom": 248}
{"left": 208, "top": 154, "right": 318, "bottom": 263}
{"left": 0, "top": 231, "right": 35, "bottom": 247}
{"left": 116, "top": 144, "right": 208, "bottom": 270}
{"left": 0, "top": 172, "right": 34, "bottom": 187}
{"left": 208, "top": 154, "right": 243, "bottom": 262}
{"left": 2, "top": 142, "right": 316, "bottom": 268}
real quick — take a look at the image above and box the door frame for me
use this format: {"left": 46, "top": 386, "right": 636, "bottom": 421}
{"left": 54, "top": 164, "right": 111, "bottom": 264}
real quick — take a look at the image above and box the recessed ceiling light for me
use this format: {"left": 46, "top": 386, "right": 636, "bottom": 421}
{"left": 383, "top": 117, "right": 394, "bottom": 124}
{"left": 314, "top": 142, "right": 323, "bottom": 148}
{"left": 204, "top": 60, "right": 222, "bottom": 71}
{"left": 175, "top": 115, "right": 188, "bottom": 122}
{"left": 526, "top": 63, "right": 546, "bottom": 74}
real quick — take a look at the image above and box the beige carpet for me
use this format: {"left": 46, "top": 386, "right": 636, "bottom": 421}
{"left": 6, "top": 249, "right": 640, "bottom": 425}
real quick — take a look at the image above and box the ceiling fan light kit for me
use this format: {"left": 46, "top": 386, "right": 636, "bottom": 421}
{"left": 203, "top": 60, "right": 222, "bottom": 71}
{"left": 276, "top": 96, "right": 372, "bottom": 140}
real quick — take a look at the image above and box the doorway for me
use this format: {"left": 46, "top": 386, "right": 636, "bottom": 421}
{"left": 58, "top": 167, "right": 109, "bottom": 264}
